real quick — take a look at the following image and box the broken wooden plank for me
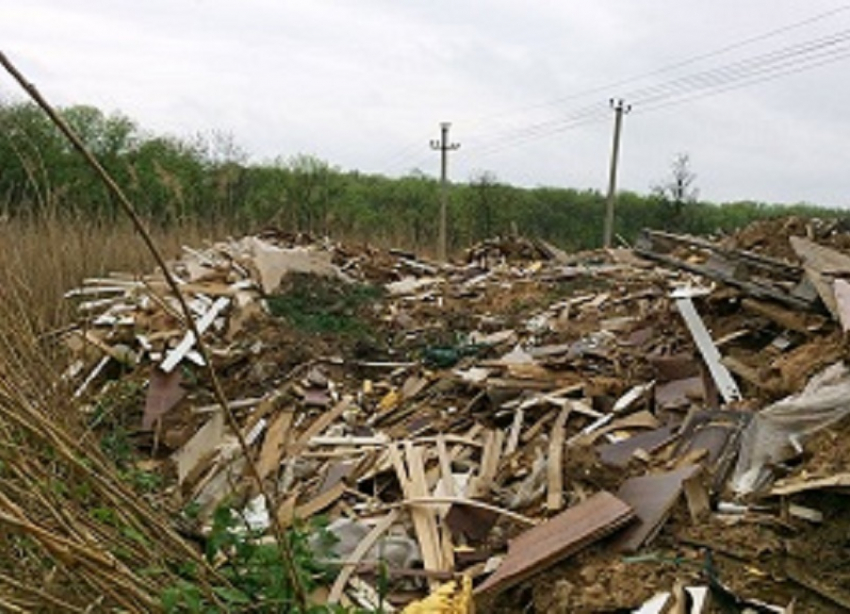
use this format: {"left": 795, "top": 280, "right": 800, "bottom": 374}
{"left": 474, "top": 491, "right": 634, "bottom": 597}
{"left": 634, "top": 592, "right": 673, "bottom": 614}
{"left": 573, "top": 410, "right": 660, "bottom": 447}
{"left": 160, "top": 296, "right": 230, "bottom": 373}
{"left": 546, "top": 407, "right": 571, "bottom": 512}
{"left": 613, "top": 465, "right": 701, "bottom": 552}
{"left": 833, "top": 278, "right": 850, "bottom": 332}
{"left": 682, "top": 470, "right": 711, "bottom": 522}
{"left": 389, "top": 444, "right": 442, "bottom": 583}
{"left": 256, "top": 410, "right": 293, "bottom": 481}
{"left": 612, "top": 382, "right": 654, "bottom": 415}
{"left": 293, "top": 482, "right": 346, "bottom": 520}
{"left": 636, "top": 247, "right": 813, "bottom": 311}
{"left": 435, "top": 435, "right": 455, "bottom": 498}
{"left": 597, "top": 425, "right": 678, "bottom": 468}
{"left": 770, "top": 472, "right": 850, "bottom": 496}
{"left": 790, "top": 235, "right": 850, "bottom": 321}
{"left": 655, "top": 376, "right": 704, "bottom": 410}
{"left": 721, "top": 356, "right": 774, "bottom": 392}
{"left": 287, "top": 397, "right": 352, "bottom": 457}
{"left": 672, "top": 290, "right": 742, "bottom": 403}
{"left": 786, "top": 564, "right": 850, "bottom": 611}
{"left": 275, "top": 490, "right": 301, "bottom": 528}
{"left": 73, "top": 355, "right": 111, "bottom": 399}
{"left": 642, "top": 229, "right": 803, "bottom": 279}
{"left": 174, "top": 411, "right": 226, "bottom": 486}
{"left": 504, "top": 408, "right": 524, "bottom": 456}
{"left": 470, "top": 429, "right": 504, "bottom": 497}
{"left": 389, "top": 497, "right": 536, "bottom": 528}
{"left": 741, "top": 298, "right": 825, "bottom": 334}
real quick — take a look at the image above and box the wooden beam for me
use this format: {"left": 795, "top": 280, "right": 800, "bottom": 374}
{"left": 546, "top": 407, "right": 571, "bottom": 512}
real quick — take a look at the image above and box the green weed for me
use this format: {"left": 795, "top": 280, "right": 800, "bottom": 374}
{"left": 266, "top": 274, "right": 383, "bottom": 337}
{"left": 162, "top": 504, "right": 367, "bottom": 613}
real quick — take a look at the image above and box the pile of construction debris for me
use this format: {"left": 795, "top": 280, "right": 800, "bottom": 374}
{"left": 61, "top": 219, "right": 850, "bottom": 613}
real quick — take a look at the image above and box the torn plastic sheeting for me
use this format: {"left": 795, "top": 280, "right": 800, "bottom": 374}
{"left": 731, "top": 361, "right": 850, "bottom": 495}
{"left": 312, "top": 517, "right": 422, "bottom": 570}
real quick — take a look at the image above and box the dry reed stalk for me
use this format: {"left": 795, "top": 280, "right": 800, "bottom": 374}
{"left": 0, "top": 274, "right": 229, "bottom": 611}
{"left": 0, "top": 51, "right": 309, "bottom": 609}
{"left": 0, "top": 212, "right": 232, "bottom": 332}
{"left": 0, "top": 572, "right": 87, "bottom": 613}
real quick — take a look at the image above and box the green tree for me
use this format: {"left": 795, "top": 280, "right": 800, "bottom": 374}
{"left": 283, "top": 154, "right": 340, "bottom": 234}
{"left": 467, "top": 170, "right": 505, "bottom": 241}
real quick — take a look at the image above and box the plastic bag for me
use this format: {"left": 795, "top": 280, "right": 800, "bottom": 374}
{"left": 731, "top": 362, "right": 850, "bottom": 495}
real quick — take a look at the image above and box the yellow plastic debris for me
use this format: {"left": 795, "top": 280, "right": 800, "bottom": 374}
{"left": 401, "top": 575, "right": 473, "bottom": 614}
{"left": 377, "top": 389, "right": 400, "bottom": 412}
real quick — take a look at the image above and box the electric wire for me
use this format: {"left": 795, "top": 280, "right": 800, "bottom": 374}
{"left": 466, "top": 21, "right": 850, "bottom": 157}
{"left": 627, "top": 28, "right": 850, "bottom": 105}
{"left": 455, "top": 5, "right": 850, "bottom": 137}
{"left": 478, "top": 5, "right": 850, "bottom": 123}
{"left": 383, "top": 5, "right": 850, "bottom": 175}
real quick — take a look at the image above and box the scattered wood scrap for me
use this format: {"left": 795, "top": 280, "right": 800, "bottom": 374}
{"left": 58, "top": 224, "right": 850, "bottom": 611}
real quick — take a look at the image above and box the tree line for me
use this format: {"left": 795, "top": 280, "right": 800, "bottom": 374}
{"left": 0, "top": 100, "right": 842, "bottom": 253}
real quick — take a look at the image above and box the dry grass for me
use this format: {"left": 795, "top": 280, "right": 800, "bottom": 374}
{"left": 0, "top": 212, "right": 235, "bottom": 331}
{"left": 0, "top": 212, "right": 236, "bottom": 611}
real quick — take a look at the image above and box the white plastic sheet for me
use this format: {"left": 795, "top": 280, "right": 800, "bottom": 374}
{"left": 731, "top": 362, "right": 850, "bottom": 495}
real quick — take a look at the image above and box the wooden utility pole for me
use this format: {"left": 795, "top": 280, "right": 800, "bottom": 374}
{"left": 431, "top": 122, "right": 460, "bottom": 261}
{"left": 603, "top": 99, "right": 631, "bottom": 248}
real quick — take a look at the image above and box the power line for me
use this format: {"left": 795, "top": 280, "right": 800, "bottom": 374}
{"left": 455, "top": 5, "right": 850, "bottom": 135}
{"left": 382, "top": 5, "right": 850, "bottom": 182}
{"left": 626, "top": 28, "right": 850, "bottom": 105}
{"left": 463, "top": 21, "right": 850, "bottom": 157}
{"left": 633, "top": 44, "right": 850, "bottom": 115}
{"left": 470, "top": 104, "right": 609, "bottom": 156}
{"left": 473, "top": 111, "right": 609, "bottom": 159}
{"left": 378, "top": 133, "right": 436, "bottom": 175}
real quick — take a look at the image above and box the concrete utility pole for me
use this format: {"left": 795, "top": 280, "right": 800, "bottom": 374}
{"left": 603, "top": 98, "right": 631, "bottom": 248}
{"left": 431, "top": 122, "right": 460, "bottom": 261}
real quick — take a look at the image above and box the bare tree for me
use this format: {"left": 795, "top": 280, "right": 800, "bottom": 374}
{"left": 652, "top": 153, "right": 698, "bottom": 227}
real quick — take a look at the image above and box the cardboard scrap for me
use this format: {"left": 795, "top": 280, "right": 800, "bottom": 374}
{"left": 249, "top": 237, "right": 346, "bottom": 294}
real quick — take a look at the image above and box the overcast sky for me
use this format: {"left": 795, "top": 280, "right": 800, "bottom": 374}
{"left": 2, "top": 1, "right": 850, "bottom": 208}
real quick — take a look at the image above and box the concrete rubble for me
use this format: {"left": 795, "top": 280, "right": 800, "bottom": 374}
{"left": 62, "top": 218, "right": 850, "bottom": 612}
